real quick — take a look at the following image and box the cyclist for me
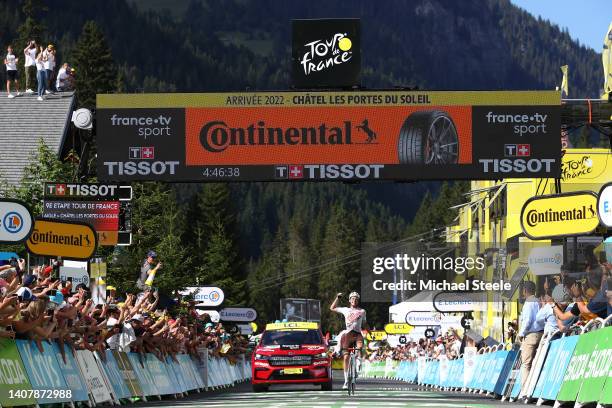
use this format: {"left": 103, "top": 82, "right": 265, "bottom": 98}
{"left": 330, "top": 291, "right": 367, "bottom": 390}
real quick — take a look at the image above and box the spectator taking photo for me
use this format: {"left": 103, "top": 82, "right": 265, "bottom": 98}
{"left": 23, "top": 40, "right": 37, "bottom": 94}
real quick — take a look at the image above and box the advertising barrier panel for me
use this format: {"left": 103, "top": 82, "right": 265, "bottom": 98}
{"left": 531, "top": 334, "right": 579, "bottom": 402}
{"left": 98, "top": 350, "right": 132, "bottom": 400}
{"left": 463, "top": 346, "right": 477, "bottom": 387}
{"left": 52, "top": 343, "right": 89, "bottom": 402}
{"left": 573, "top": 327, "right": 611, "bottom": 406}
{"left": 0, "top": 339, "right": 35, "bottom": 406}
{"left": 76, "top": 349, "right": 113, "bottom": 404}
{"left": 128, "top": 353, "right": 157, "bottom": 396}
{"left": 97, "top": 91, "right": 560, "bottom": 182}
{"left": 112, "top": 350, "right": 142, "bottom": 397}
{"left": 15, "top": 339, "right": 72, "bottom": 404}
{"left": 145, "top": 353, "right": 175, "bottom": 395}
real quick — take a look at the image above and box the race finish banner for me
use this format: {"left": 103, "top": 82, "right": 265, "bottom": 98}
{"left": 96, "top": 91, "right": 561, "bottom": 182}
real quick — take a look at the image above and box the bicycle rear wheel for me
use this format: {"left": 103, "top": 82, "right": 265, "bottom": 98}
{"left": 349, "top": 353, "right": 357, "bottom": 396}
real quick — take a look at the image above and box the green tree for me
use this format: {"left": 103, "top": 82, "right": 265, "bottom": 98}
{"left": 72, "top": 20, "right": 117, "bottom": 109}
{"left": 16, "top": 0, "right": 46, "bottom": 47}
{"left": 7, "top": 139, "right": 77, "bottom": 216}
{"left": 281, "top": 214, "right": 315, "bottom": 299}
{"left": 107, "top": 182, "right": 191, "bottom": 295}
{"left": 200, "top": 220, "right": 245, "bottom": 305}
{"left": 318, "top": 204, "right": 362, "bottom": 333}
{"left": 248, "top": 227, "right": 287, "bottom": 323}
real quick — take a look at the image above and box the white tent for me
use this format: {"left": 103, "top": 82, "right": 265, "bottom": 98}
{"left": 387, "top": 291, "right": 463, "bottom": 340}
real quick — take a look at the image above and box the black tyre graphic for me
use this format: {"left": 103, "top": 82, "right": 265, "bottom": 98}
{"left": 398, "top": 110, "right": 459, "bottom": 165}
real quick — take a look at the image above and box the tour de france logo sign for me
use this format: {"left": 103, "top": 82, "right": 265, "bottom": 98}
{"left": 292, "top": 18, "right": 361, "bottom": 88}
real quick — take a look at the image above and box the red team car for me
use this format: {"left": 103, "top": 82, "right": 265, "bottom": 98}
{"left": 251, "top": 322, "right": 333, "bottom": 392}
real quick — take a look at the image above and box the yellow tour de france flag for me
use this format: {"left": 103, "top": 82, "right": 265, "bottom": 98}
{"left": 603, "top": 22, "right": 612, "bottom": 97}
{"left": 560, "top": 65, "right": 569, "bottom": 97}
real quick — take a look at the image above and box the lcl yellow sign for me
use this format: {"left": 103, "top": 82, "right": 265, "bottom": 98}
{"left": 26, "top": 219, "right": 97, "bottom": 260}
{"left": 520, "top": 192, "right": 599, "bottom": 240}
{"left": 384, "top": 323, "right": 414, "bottom": 335}
{"left": 366, "top": 331, "right": 387, "bottom": 341}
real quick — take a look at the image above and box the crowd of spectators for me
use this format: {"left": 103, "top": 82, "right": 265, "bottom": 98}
{"left": 4, "top": 40, "right": 75, "bottom": 100}
{"left": 365, "top": 250, "right": 612, "bottom": 391}
{"left": 0, "top": 254, "right": 250, "bottom": 366}
{"left": 367, "top": 329, "right": 464, "bottom": 363}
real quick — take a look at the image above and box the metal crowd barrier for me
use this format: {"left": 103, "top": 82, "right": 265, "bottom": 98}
{"left": 361, "top": 318, "right": 611, "bottom": 408}
{"left": 0, "top": 340, "right": 252, "bottom": 407}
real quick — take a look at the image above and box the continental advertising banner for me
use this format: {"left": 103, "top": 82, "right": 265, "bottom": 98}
{"left": 96, "top": 91, "right": 561, "bottom": 182}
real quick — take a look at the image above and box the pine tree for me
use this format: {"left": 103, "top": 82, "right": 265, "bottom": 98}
{"left": 107, "top": 182, "right": 191, "bottom": 295}
{"left": 15, "top": 0, "right": 47, "bottom": 87}
{"left": 16, "top": 0, "right": 46, "bottom": 46}
{"left": 318, "top": 204, "right": 362, "bottom": 333}
{"left": 7, "top": 139, "right": 77, "bottom": 216}
{"left": 281, "top": 214, "right": 315, "bottom": 299}
{"left": 248, "top": 227, "right": 287, "bottom": 322}
{"left": 200, "top": 221, "right": 245, "bottom": 305}
{"left": 72, "top": 21, "right": 117, "bottom": 109}
{"left": 0, "top": 139, "right": 77, "bottom": 255}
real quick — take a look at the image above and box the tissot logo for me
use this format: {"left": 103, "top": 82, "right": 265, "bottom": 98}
{"left": 199, "top": 120, "right": 377, "bottom": 153}
{"left": 300, "top": 33, "right": 353, "bottom": 76}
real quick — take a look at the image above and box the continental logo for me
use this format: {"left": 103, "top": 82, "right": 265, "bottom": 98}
{"left": 29, "top": 230, "right": 93, "bottom": 246}
{"left": 524, "top": 206, "right": 596, "bottom": 227}
{"left": 520, "top": 192, "right": 599, "bottom": 240}
{"left": 199, "top": 120, "right": 376, "bottom": 153}
{"left": 26, "top": 219, "right": 97, "bottom": 260}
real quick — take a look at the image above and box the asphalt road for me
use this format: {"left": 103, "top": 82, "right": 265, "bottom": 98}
{"left": 136, "top": 371, "right": 527, "bottom": 408}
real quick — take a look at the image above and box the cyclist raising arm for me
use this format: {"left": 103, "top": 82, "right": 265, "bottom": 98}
{"left": 330, "top": 291, "right": 367, "bottom": 390}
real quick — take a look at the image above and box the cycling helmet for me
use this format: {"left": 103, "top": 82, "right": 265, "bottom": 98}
{"left": 349, "top": 291, "right": 360, "bottom": 299}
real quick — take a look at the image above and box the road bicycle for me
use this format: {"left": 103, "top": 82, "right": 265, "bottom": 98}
{"left": 346, "top": 347, "right": 359, "bottom": 396}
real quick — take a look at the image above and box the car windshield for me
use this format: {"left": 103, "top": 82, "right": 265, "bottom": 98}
{"left": 261, "top": 329, "right": 322, "bottom": 346}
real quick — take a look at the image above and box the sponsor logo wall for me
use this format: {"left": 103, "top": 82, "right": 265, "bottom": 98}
{"left": 97, "top": 91, "right": 560, "bottom": 182}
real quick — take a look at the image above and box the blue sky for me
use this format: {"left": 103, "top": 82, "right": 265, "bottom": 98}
{"left": 510, "top": 0, "right": 610, "bottom": 51}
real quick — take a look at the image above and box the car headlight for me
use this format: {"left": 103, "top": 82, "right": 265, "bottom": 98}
{"left": 255, "top": 354, "right": 269, "bottom": 360}
{"left": 316, "top": 352, "right": 327, "bottom": 359}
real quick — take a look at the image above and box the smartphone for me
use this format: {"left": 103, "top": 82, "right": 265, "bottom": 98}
{"left": 47, "top": 289, "right": 57, "bottom": 297}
